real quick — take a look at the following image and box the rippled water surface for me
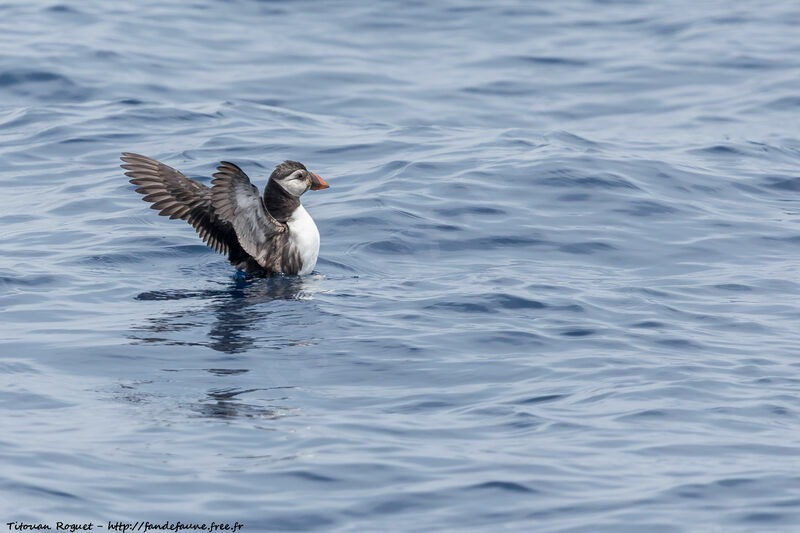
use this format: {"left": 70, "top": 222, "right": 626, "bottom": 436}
{"left": 2, "top": 1, "right": 800, "bottom": 531}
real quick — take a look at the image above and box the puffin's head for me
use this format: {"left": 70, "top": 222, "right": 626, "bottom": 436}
{"left": 270, "top": 160, "right": 329, "bottom": 197}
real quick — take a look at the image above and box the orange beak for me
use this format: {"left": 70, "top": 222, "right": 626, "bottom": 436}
{"left": 310, "top": 172, "right": 329, "bottom": 190}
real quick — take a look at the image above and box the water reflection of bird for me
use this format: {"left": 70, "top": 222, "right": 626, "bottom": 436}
{"left": 195, "top": 386, "right": 295, "bottom": 420}
{"left": 131, "top": 275, "right": 322, "bottom": 354}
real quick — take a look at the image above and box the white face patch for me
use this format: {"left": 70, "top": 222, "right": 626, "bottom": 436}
{"left": 277, "top": 170, "right": 310, "bottom": 197}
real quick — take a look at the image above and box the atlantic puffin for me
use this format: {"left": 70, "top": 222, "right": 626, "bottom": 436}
{"left": 121, "top": 153, "right": 329, "bottom": 276}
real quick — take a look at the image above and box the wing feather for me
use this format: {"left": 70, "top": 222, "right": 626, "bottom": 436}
{"left": 210, "top": 161, "right": 287, "bottom": 268}
{"left": 121, "top": 152, "right": 239, "bottom": 256}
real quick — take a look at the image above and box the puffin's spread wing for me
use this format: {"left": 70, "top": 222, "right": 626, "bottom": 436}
{"left": 210, "top": 161, "right": 288, "bottom": 267}
{"left": 121, "top": 153, "right": 239, "bottom": 255}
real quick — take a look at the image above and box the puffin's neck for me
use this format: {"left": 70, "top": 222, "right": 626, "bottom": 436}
{"left": 264, "top": 179, "right": 301, "bottom": 222}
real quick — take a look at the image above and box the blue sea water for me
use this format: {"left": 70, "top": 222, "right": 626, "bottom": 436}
{"left": 2, "top": 0, "right": 800, "bottom": 531}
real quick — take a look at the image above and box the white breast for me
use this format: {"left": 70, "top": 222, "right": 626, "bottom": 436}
{"left": 287, "top": 204, "right": 320, "bottom": 275}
